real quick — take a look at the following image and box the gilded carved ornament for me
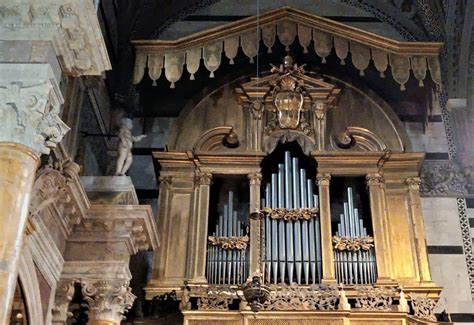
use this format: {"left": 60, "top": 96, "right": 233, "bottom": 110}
{"left": 354, "top": 285, "right": 396, "bottom": 311}
{"left": 406, "top": 177, "right": 422, "bottom": 190}
{"left": 332, "top": 236, "right": 375, "bottom": 251}
{"left": 366, "top": 173, "right": 384, "bottom": 187}
{"left": 409, "top": 293, "right": 438, "bottom": 322}
{"left": 208, "top": 235, "right": 249, "bottom": 250}
{"left": 260, "top": 207, "right": 319, "bottom": 221}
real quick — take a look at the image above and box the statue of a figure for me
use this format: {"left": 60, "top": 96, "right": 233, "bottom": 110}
{"left": 115, "top": 118, "right": 146, "bottom": 176}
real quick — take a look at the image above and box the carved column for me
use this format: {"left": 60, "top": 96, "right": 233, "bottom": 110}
{"left": 51, "top": 280, "right": 75, "bottom": 324}
{"left": 317, "top": 173, "right": 336, "bottom": 283}
{"left": 153, "top": 176, "right": 172, "bottom": 281}
{"left": 0, "top": 64, "right": 69, "bottom": 323}
{"left": 406, "top": 177, "right": 432, "bottom": 283}
{"left": 313, "top": 102, "right": 327, "bottom": 151}
{"left": 82, "top": 279, "right": 135, "bottom": 325}
{"left": 188, "top": 173, "right": 212, "bottom": 283}
{"left": 248, "top": 173, "right": 262, "bottom": 276}
{"left": 366, "top": 173, "right": 393, "bottom": 283}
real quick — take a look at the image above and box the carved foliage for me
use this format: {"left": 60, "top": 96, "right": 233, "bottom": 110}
{"left": 81, "top": 279, "right": 136, "bottom": 322}
{"left": 51, "top": 280, "right": 75, "bottom": 322}
{"left": 208, "top": 235, "right": 249, "bottom": 250}
{"left": 0, "top": 83, "right": 69, "bottom": 156}
{"left": 332, "top": 236, "right": 375, "bottom": 251}
{"left": 261, "top": 208, "right": 319, "bottom": 221}
{"left": 410, "top": 294, "right": 438, "bottom": 322}
{"left": 354, "top": 286, "right": 395, "bottom": 311}
{"left": 195, "top": 286, "right": 235, "bottom": 311}
{"left": 263, "top": 283, "right": 339, "bottom": 311}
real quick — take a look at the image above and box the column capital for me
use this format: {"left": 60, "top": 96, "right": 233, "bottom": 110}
{"left": 0, "top": 63, "right": 69, "bottom": 157}
{"left": 158, "top": 175, "right": 173, "bottom": 188}
{"left": 0, "top": 0, "right": 111, "bottom": 76}
{"left": 248, "top": 172, "right": 262, "bottom": 185}
{"left": 81, "top": 279, "right": 136, "bottom": 323}
{"left": 406, "top": 177, "right": 422, "bottom": 190}
{"left": 313, "top": 101, "right": 327, "bottom": 120}
{"left": 366, "top": 173, "right": 385, "bottom": 187}
{"left": 194, "top": 172, "right": 212, "bottom": 186}
{"left": 316, "top": 173, "right": 331, "bottom": 186}
{"left": 51, "top": 280, "right": 75, "bottom": 324}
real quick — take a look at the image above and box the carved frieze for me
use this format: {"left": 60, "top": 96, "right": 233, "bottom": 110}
{"left": 0, "top": 1, "right": 110, "bottom": 76}
{"left": 263, "top": 283, "right": 339, "bottom": 311}
{"left": 420, "top": 160, "right": 468, "bottom": 196}
{"left": 208, "top": 235, "right": 249, "bottom": 250}
{"left": 195, "top": 286, "right": 235, "bottom": 311}
{"left": 354, "top": 286, "right": 395, "bottom": 311}
{"left": 332, "top": 236, "right": 375, "bottom": 251}
{"left": 410, "top": 294, "right": 438, "bottom": 322}
{"left": 260, "top": 207, "right": 319, "bottom": 221}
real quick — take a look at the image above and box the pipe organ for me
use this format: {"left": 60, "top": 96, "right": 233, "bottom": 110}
{"left": 206, "top": 191, "right": 249, "bottom": 285}
{"left": 261, "top": 151, "right": 322, "bottom": 285}
{"left": 333, "top": 187, "right": 377, "bottom": 285}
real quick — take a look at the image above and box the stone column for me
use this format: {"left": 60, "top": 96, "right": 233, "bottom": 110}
{"left": 82, "top": 279, "right": 135, "bottom": 325}
{"left": 366, "top": 173, "right": 393, "bottom": 283}
{"left": 406, "top": 177, "right": 432, "bottom": 283}
{"left": 0, "top": 64, "right": 69, "bottom": 323}
{"left": 189, "top": 173, "right": 212, "bottom": 283}
{"left": 317, "top": 173, "right": 336, "bottom": 283}
{"left": 248, "top": 173, "right": 262, "bottom": 276}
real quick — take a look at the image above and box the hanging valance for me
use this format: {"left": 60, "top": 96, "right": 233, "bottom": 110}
{"left": 132, "top": 7, "right": 443, "bottom": 90}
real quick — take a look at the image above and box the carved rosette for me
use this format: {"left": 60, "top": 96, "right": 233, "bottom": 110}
{"left": 52, "top": 280, "right": 75, "bottom": 323}
{"left": 406, "top": 177, "right": 422, "bottom": 190}
{"left": 332, "top": 236, "right": 375, "bottom": 251}
{"left": 0, "top": 81, "right": 69, "bottom": 156}
{"left": 81, "top": 279, "right": 136, "bottom": 323}
{"left": 261, "top": 207, "right": 319, "bottom": 221}
{"left": 366, "top": 173, "right": 384, "bottom": 187}
{"left": 208, "top": 235, "right": 249, "bottom": 250}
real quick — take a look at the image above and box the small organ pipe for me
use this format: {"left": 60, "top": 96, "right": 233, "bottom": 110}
{"left": 277, "top": 163, "right": 286, "bottom": 282}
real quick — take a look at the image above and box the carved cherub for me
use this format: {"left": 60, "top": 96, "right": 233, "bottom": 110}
{"left": 115, "top": 118, "right": 146, "bottom": 176}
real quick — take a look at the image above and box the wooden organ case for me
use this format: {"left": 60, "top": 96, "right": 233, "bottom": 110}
{"left": 147, "top": 58, "right": 444, "bottom": 324}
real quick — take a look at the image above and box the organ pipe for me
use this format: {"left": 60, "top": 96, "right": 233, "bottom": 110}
{"left": 333, "top": 187, "right": 377, "bottom": 284}
{"left": 261, "top": 151, "right": 322, "bottom": 285}
{"left": 206, "top": 191, "right": 249, "bottom": 285}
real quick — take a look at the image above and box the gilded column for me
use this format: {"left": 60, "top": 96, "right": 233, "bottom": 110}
{"left": 366, "top": 173, "right": 393, "bottom": 283}
{"left": 82, "top": 279, "right": 135, "bottom": 325}
{"left": 406, "top": 177, "right": 432, "bottom": 283}
{"left": 248, "top": 173, "right": 262, "bottom": 276}
{"left": 189, "top": 173, "right": 212, "bottom": 283}
{"left": 0, "top": 64, "right": 69, "bottom": 323}
{"left": 317, "top": 173, "right": 336, "bottom": 283}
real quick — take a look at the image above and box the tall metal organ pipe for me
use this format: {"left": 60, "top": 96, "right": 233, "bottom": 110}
{"left": 334, "top": 187, "right": 377, "bottom": 284}
{"left": 206, "top": 191, "right": 249, "bottom": 285}
{"left": 261, "top": 151, "right": 322, "bottom": 284}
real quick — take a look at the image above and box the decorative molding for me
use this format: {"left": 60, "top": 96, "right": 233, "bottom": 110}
{"left": 332, "top": 236, "right": 375, "bottom": 251}
{"left": 0, "top": 64, "right": 69, "bottom": 156}
{"left": 419, "top": 160, "right": 468, "bottom": 196}
{"left": 82, "top": 279, "right": 136, "bottom": 323}
{"left": 0, "top": 1, "right": 111, "bottom": 76}
{"left": 247, "top": 173, "right": 262, "bottom": 186}
{"left": 260, "top": 207, "right": 319, "bottom": 221}
{"left": 262, "top": 283, "right": 339, "bottom": 311}
{"left": 331, "top": 127, "right": 387, "bottom": 152}
{"left": 317, "top": 173, "right": 331, "bottom": 186}
{"left": 456, "top": 198, "right": 474, "bottom": 295}
{"left": 194, "top": 286, "right": 236, "bottom": 311}
{"left": 193, "top": 126, "right": 235, "bottom": 153}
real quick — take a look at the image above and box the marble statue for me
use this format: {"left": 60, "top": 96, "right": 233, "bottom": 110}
{"left": 115, "top": 118, "right": 146, "bottom": 176}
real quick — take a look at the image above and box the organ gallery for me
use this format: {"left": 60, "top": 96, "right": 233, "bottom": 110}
{"left": 1, "top": 1, "right": 473, "bottom": 325}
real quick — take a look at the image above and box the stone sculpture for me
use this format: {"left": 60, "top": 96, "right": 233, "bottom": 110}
{"left": 115, "top": 118, "right": 146, "bottom": 176}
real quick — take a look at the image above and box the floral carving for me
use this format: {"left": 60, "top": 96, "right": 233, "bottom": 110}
{"left": 354, "top": 285, "right": 395, "bottom": 311}
{"left": 261, "top": 208, "right": 319, "bottom": 221}
{"left": 208, "top": 235, "right": 249, "bottom": 250}
{"left": 420, "top": 161, "right": 468, "bottom": 196}
{"left": 195, "top": 286, "right": 235, "bottom": 310}
{"left": 410, "top": 293, "right": 438, "bottom": 322}
{"left": 332, "top": 236, "right": 375, "bottom": 251}
{"left": 263, "top": 283, "right": 339, "bottom": 311}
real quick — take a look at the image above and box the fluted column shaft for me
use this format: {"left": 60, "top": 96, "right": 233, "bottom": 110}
{"left": 406, "top": 177, "right": 432, "bottom": 282}
{"left": 248, "top": 173, "right": 262, "bottom": 276}
{"left": 366, "top": 173, "right": 392, "bottom": 282}
{"left": 317, "top": 173, "right": 336, "bottom": 283}
{"left": 189, "top": 173, "right": 212, "bottom": 283}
